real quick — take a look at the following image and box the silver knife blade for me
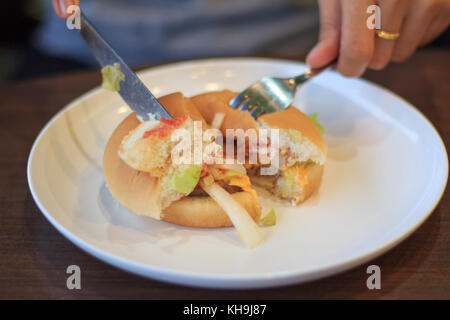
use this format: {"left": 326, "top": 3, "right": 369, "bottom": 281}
{"left": 79, "top": 12, "right": 172, "bottom": 120}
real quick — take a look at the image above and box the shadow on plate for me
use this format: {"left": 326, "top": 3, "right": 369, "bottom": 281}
{"left": 97, "top": 182, "right": 244, "bottom": 252}
{"left": 300, "top": 84, "right": 392, "bottom": 162}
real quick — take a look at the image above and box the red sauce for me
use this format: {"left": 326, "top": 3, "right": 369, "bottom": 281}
{"left": 200, "top": 163, "right": 208, "bottom": 177}
{"left": 142, "top": 115, "right": 187, "bottom": 139}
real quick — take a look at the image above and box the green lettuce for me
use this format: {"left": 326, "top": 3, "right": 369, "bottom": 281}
{"left": 258, "top": 208, "right": 276, "bottom": 226}
{"left": 101, "top": 63, "right": 125, "bottom": 92}
{"left": 308, "top": 113, "right": 325, "bottom": 135}
{"left": 170, "top": 165, "right": 202, "bottom": 194}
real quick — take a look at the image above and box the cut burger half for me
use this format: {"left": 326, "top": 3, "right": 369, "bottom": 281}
{"left": 252, "top": 106, "right": 326, "bottom": 205}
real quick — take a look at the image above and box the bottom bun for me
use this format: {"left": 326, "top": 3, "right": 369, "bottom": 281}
{"left": 103, "top": 112, "right": 261, "bottom": 228}
{"left": 163, "top": 192, "right": 260, "bottom": 228}
{"left": 250, "top": 163, "right": 324, "bottom": 205}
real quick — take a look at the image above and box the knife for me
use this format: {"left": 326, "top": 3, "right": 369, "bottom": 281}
{"left": 79, "top": 12, "right": 172, "bottom": 120}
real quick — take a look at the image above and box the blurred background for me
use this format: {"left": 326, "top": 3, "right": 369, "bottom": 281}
{"left": 1, "top": 0, "right": 448, "bottom": 82}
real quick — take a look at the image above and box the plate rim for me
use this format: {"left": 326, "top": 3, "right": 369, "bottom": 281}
{"left": 27, "top": 57, "right": 449, "bottom": 289}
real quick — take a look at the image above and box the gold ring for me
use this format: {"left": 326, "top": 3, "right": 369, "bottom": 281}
{"left": 375, "top": 30, "right": 400, "bottom": 40}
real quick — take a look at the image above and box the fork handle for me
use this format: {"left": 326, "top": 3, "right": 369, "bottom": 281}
{"left": 293, "top": 59, "right": 338, "bottom": 86}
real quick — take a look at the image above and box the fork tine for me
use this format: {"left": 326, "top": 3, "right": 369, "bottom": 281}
{"left": 229, "top": 93, "right": 246, "bottom": 109}
{"left": 239, "top": 100, "right": 256, "bottom": 112}
{"left": 250, "top": 106, "right": 264, "bottom": 118}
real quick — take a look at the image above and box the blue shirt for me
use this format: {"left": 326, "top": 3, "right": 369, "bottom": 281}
{"left": 33, "top": 0, "right": 318, "bottom": 66}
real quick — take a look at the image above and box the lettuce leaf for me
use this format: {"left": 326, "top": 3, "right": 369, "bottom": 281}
{"left": 308, "top": 113, "right": 325, "bottom": 135}
{"left": 170, "top": 165, "right": 201, "bottom": 194}
{"left": 101, "top": 63, "right": 125, "bottom": 92}
{"left": 258, "top": 208, "right": 276, "bottom": 226}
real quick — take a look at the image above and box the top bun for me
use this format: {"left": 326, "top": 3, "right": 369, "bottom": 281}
{"left": 191, "top": 90, "right": 257, "bottom": 132}
{"left": 103, "top": 112, "right": 163, "bottom": 220}
{"left": 159, "top": 92, "right": 206, "bottom": 125}
{"left": 258, "top": 106, "right": 327, "bottom": 157}
{"left": 192, "top": 90, "right": 326, "bottom": 165}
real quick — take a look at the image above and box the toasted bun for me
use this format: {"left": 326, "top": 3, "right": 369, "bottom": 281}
{"left": 158, "top": 92, "right": 206, "bottom": 125}
{"left": 191, "top": 91, "right": 326, "bottom": 158}
{"left": 162, "top": 192, "right": 260, "bottom": 228}
{"left": 103, "top": 113, "right": 163, "bottom": 220}
{"left": 258, "top": 106, "right": 327, "bottom": 156}
{"left": 191, "top": 90, "right": 257, "bottom": 132}
{"left": 103, "top": 103, "right": 260, "bottom": 227}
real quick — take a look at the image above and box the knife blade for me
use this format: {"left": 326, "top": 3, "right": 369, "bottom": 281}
{"left": 79, "top": 12, "right": 172, "bottom": 120}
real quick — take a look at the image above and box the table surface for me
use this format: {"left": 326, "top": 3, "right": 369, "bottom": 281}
{"left": 0, "top": 49, "right": 448, "bottom": 300}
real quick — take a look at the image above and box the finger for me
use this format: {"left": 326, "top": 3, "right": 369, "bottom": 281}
{"left": 368, "top": 0, "right": 409, "bottom": 70}
{"left": 52, "top": 0, "right": 79, "bottom": 19}
{"left": 306, "top": 0, "right": 341, "bottom": 68}
{"left": 392, "top": 0, "right": 439, "bottom": 63}
{"left": 419, "top": 10, "right": 450, "bottom": 46}
{"left": 338, "top": 0, "right": 376, "bottom": 77}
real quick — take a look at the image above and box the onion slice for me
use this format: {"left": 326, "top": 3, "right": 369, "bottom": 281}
{"left": 211, "top": 112, "right": 225, "bottom": 129}
{"left": 214, "top": 163, "right": 247, "bottom": 175}
{"left": 200, "top": 182, "right": 262, "bottom": 248}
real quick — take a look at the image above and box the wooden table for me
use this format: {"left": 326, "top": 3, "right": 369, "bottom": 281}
{"left": 0, "top": 49, "right": 448, "bottom": 299}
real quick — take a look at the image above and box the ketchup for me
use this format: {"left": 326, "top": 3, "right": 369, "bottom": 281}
{"left": 142, "top": 115, "right": 187, "bottom": 139}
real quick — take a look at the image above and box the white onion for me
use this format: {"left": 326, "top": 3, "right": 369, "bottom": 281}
{"left": 201, "top": 183, "right": 262, "bottom": 248}
{"left": 211, "top": 112, "right": 225, "bottom": 129}
{"left": 214, "top": 163, "right": 247, "bottom": 175}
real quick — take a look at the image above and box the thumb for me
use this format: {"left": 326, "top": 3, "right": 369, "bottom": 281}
{"left": 306, "top": 0, "right": 340, "bottom": 68}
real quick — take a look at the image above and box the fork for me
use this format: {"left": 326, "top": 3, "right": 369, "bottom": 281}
{"left": 229, "top": 60, "right": 336, "bottom": 118}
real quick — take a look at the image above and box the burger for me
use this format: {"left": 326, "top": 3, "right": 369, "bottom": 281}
{"left": 103, "top": 90, "right": 327, "bottom": 248}
{"left": 103, "top": 92, "right": 262, "bottom": 248}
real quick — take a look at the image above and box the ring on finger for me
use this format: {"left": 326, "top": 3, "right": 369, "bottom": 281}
{"left": 375, "top": 29, "right": 400, "bottom": 40}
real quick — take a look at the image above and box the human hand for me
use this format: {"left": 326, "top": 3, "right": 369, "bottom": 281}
{"left": 52, "top": 0, "right": 80, "bottom": 19}
{"left": 306, "top": 0, "right": 450, "bottom": 77}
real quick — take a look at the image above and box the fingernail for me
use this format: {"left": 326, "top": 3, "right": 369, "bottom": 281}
{"left": 52, "top": 0, "right": 79, "bottom": 19}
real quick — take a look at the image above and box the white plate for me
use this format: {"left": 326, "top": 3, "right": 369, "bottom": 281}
{"left": 27, "top": 58, "right": 448, "bottom": 289}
